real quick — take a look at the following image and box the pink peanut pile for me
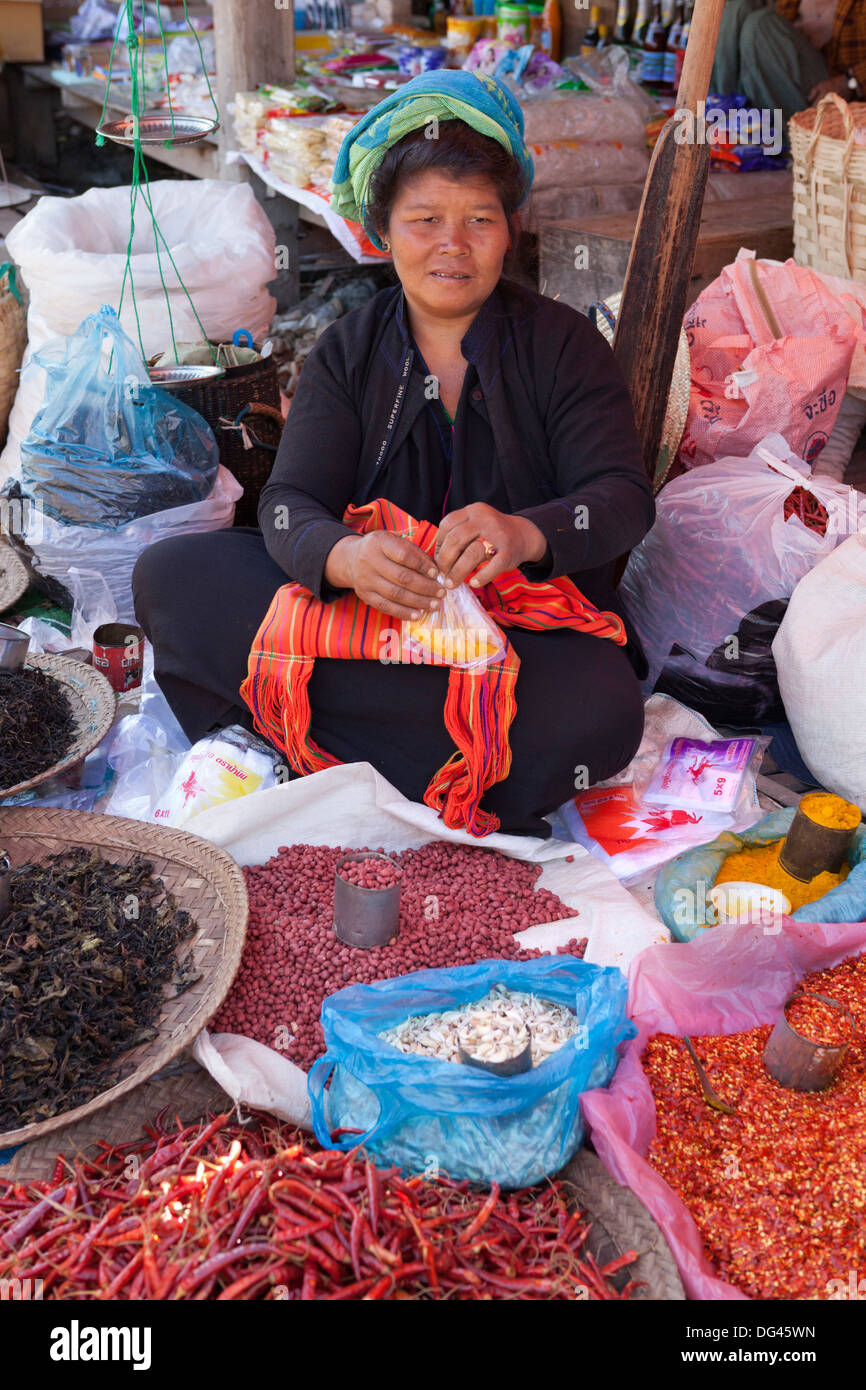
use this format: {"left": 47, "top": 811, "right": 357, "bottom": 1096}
{"left": 212, "top": 841, "right": 586, "bottom": 1070}
{"left": 337, "top": 856, "right": 402, "bottom": 889}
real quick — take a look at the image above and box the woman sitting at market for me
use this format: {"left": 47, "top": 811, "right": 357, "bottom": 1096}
{"left": 133, "top": 70, "right": 654, "bottom": 839}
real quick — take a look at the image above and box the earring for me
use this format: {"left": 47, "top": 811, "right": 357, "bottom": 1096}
{"left": 383, "top": 240, "right": 391, "bottom": 252}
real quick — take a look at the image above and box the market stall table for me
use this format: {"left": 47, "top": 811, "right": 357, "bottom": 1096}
{"left": 539, "top": 191, "right": 796, "bottom": 316}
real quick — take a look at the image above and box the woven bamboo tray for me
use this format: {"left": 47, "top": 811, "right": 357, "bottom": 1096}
{"left": 0, "top": 542, "right": 29, "bottom": 615}
{"left": 790, "top": 94, "right": 866, "bottom": 281}
{"left": 0, "top": 653, "right": 116, "bottom": 799}
{"left": 0, "top": 1057, "right": 230, "bottom": 1180}
{"left": 0, "top": 806, "right": 248, "bottom": 1151}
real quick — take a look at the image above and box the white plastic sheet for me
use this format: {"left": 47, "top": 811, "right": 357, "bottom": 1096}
{"left": 189, "top": 761, "right": 669, "bottom": 1126}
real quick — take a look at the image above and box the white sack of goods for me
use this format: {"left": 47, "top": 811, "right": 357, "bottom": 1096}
{"left": 0, "top": 180, "right": 277, "bottom": 482}
{"left": 772, "top": 531, "right": 866, "bottom": 814}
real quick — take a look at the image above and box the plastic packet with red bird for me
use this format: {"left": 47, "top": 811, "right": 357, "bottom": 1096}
{"left": 151, "top": 725, "right": 281, "bottom": 828}
{"left": 642, "top": 735, "right": 765, "bottom": 815}
{"left": 560, "top": 784, "right": 737, "bottom": 884}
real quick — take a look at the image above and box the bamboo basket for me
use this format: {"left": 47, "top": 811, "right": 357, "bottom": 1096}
{"left": 0, "top": 540, "right": 29, "bottom": 615}
{"left": 0, "top": 264, "right": 27, "bottom": 451}
{"left": 790, "top": 94, "right": 866, "bottom": 282}
{"left": 0, "top": 807, "right": 248, "bottom": 1151}
{"left": 0, "top": 653, "right": 116, "bottom": 799}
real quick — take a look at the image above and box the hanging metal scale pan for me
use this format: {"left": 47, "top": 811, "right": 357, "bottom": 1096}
{"left": 97, "top": 114, "right": 220, "bottom": 148}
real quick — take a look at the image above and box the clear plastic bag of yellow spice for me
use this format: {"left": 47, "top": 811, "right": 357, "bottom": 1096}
{"left": 402, "top": 580, "right": 507, "bottom": 670}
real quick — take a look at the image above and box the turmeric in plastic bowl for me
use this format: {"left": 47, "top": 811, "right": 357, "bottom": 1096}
{"left": 715, "top": 841, "right": 848, "bottom": 914}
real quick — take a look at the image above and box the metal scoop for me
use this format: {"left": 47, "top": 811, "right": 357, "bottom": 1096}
{"left": 682, "top": 1036, "right": 737, "bottom": 1116}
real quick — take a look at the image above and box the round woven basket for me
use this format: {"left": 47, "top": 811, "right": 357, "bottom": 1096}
{"left": 0, "top": 806, "right": 248, "bottom": 1150}
{"left": 0, "top": 264, "right": 27, "bottom": 452}
{"left": 589, "top": 289, "right": 691, "bottom": 493}
{"left": 0, "top": 541, "right": 29, "bottom": 615}
{"left": 790, "top": 94, "right": 866, "bottom": 282}
{"left": 0, "top": 653, "right": 116, "bottom": 799}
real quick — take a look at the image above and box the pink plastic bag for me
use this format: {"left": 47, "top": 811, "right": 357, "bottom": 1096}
{"left": 680, "top": 251, "right": 866, "bottom": 471}
{"left": 580, "top": 918, "right": 866, "bottom": 1300}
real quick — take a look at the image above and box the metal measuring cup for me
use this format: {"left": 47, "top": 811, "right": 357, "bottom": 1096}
{"left": 0, "top": 623, "right": 29, "bottom": 673}
{"left": 333, "top": 851, "right": 402, "bottom": 949}
{"left": 457, "top": 1018, "right": 533, "bottom": 1077}
{"left": 763, "top": 990, "right": 856, "bottom": 1091}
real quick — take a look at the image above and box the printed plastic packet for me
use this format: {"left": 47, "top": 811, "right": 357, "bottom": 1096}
{"left": 151, "top": 725, "right": 281, "bottom": 827}
{"left": 642, "top": 736, "right": 764, "bottom": 815}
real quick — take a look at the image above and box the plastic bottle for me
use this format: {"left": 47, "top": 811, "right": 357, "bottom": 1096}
{"left": 581, "top": 4, "right": 601, "bottom": 54}
{"left": 633, "top": 0, "right": 652, "bottom": 46}
{"left": 540, "top": 0, "right": 562, "bottom": 60}
{"left": 663, "top": 0, "right": 683, "bottom": 87}
{"left": 430, "top": 0, "right": 448, "bottom": 36}
{"left": 613, "top": 0, "right": 633, "bottom": 43}
{"left": 641, "top": 1, "right": 668, "bottom": 87}
{"left": 528, "top": 3, "right": 544, "bottom": 46}
{"left": 673, "top": 0, "right": 692, "bottom": 90}
{"left": 597, "top": 21, "right": 611, "bottom": 46}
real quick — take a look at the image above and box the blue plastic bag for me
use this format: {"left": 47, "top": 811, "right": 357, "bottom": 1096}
{"left": 655, "top": 807, "right": 866, "bottom": 941}
{"left": 308, "top": 957, "right": 634, "bottom": 1189}
{"left": 20, "top": 306, "right": 218, "bottom": 530}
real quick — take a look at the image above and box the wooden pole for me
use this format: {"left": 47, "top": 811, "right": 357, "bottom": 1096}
{"left": 211, "top": 0, "right": 296, "bottom": 178}
{"left": 210, "top": 0, "right": 300, "bottom": 307}
{"left": 612, "top": 0, "right": 726, "bottom": 481}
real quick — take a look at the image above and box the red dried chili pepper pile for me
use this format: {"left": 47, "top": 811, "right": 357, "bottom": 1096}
{"left": 785, "top": 994, "right": 853, "bottom": 1047}
{"left": 644, "top": 951, "right": 866, "bottom": 1300}
{"left": 0, "top": 1115, "right": 636, "bottom": 1301}
{"left": 783, "top": 485, "right": 829, "bottom": 537}
{"left": 212, "top": 841, "right": 587, "bottom": 1069}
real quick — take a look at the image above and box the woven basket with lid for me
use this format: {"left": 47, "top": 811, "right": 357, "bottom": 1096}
{"left": 790, "top": 94, "right": 866, "bottom": 282}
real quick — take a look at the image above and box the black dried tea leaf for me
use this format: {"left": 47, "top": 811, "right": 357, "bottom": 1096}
{"left": 0, "top": 848, "right": 200, "bottom": 1131}
{"left": 0, "top": 667, "right": 75, "bottom": 788}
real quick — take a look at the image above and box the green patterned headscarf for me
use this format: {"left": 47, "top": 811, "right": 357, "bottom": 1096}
{"left": 329, "top": 70, "right": 534, "bottom": 249}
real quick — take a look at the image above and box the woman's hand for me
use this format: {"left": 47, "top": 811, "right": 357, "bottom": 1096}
{"left": 435, "top": 503, "right": 547, "bottom": 590}
{"left": 324, "top": 533, "right": 445, "bottom": 620}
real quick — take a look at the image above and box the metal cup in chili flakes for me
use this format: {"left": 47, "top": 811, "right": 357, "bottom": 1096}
{"left": 763, "top": 990, "right": 857, "bottom": 1092}
{"left": 92, "top": 623, "right": 145, "bottom": 694}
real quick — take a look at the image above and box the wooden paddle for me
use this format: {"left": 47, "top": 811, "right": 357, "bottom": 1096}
{"left": 612, "top": 0, "right": 727, "bottom": 480}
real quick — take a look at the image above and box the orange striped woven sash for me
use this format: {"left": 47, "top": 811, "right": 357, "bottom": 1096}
{"left": 241, "top": 499, "right": 626, "bottom": 837}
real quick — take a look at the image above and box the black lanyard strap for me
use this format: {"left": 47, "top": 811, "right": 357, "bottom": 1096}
{"left": 373, "top": 345, "right": 414, "bottom": 474}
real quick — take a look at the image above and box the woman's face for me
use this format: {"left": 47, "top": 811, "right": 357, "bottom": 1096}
{"left": 385, "top": 169, "right": 511, "bottom": 324}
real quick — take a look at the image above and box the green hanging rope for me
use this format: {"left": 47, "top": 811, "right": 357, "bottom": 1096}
{"left": 96, "top": 0, "right": 220, "bottom": 368}
{"left": 154, "top": 0, "right": 177, "bottom": 141}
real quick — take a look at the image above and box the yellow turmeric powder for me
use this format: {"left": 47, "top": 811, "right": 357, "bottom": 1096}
{"left": 799, "top": 792, "right": 861, "bottom": 831}
{"left": 715, "top": 840, "right": 849, "bottom": 913}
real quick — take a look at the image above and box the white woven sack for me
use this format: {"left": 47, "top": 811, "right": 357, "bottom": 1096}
{"left": 773, "top": 531, "right": 866, "bottom": 812}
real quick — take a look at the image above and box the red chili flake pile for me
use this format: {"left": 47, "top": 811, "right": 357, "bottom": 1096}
{"left": 212, "top": 842, "right": 586, "bottom": 1070}
{"left": 0, "top": 1114, "right": 637, "bottom": 1301}
{"left": 644, "top": 952, "right": 866, "bottom": 1300}
{"left": 785, "top": 994, "right": 854, "bottom": 1047}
